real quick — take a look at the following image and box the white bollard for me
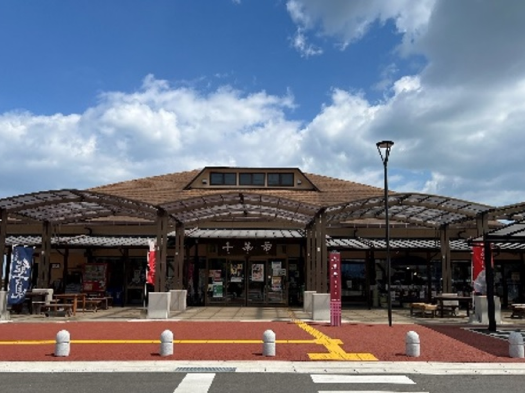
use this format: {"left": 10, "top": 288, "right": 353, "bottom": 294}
{"left": 160, "top": 329, "right": 174, "bottom": 356}
{"left": 509, "top": 331, "right": 524, "bottom": 358}
{"left": 54, "top": 330, "right": 70, "bottom": 357}
{"left": 405, "top": 330, "right": 420, "bottom": 357}
{"left": 262, "top": 329, "right": 276, "bottom": 357}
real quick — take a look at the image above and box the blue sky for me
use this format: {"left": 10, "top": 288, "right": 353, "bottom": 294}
{"left": 1, "top": 0, "right": 524, "bottom": 207}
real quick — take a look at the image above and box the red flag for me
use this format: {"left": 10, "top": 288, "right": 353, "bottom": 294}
{"left": 471, "top": 244, "right": 484, "bottom": 284}
{"left": 147, "top": 250, "right": 156, "bottom": 285}
{"left": 471, "top": 243, "right": 493, "bottom": 294}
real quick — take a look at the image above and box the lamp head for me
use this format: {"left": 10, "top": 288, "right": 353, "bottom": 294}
{"left": 376, "top": 140, "right": 394, "bottom": 163}
{"left": 376, "top": 140, "right": 394, "bottom": 149}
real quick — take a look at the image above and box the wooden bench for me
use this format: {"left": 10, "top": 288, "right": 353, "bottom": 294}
{"left": 83, "top": 299, "right": 103, "bottom": 312}
{"left": 32, "top": 299, "right": 61, "bottom": 315}
{"left": 410, "top": 302, "right": 437, "bottom": 318}
{"left": 511, "top": 304, "right": 525, "bottom": 319}
{"left": 42, "top": 303, "right": 73, "bottom": 317}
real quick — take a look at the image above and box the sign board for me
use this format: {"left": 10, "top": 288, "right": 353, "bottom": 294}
{"left": 329, "top": 252, "right": 341, "bottom": 301}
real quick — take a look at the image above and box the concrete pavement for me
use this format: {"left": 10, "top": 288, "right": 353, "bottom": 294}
{"left": 5, "top": 304, "right": 525, "bottom": 325}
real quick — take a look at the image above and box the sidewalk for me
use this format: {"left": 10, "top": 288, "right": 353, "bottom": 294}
{"left": 6, "top": 304, "right": 525, "bottom": 325}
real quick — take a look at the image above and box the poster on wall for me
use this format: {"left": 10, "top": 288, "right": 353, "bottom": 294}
{"left": 83, "top": 263, "right": 108, "bottom": 293}
{"left": 230, "top": 263, "right": 243, "bottom": 282}
{"left": 251, "top": 263, "right": 264, "bottom": 282}
{"left": 271, "top": 261, "right": 281, "bottom": 277}
{"left": 271, "top": 276, "right": 282, "bottom": 291}
{"left": 271, "top": 261, "right": 281, "bottom": 270}
{"left": 212, "top": 282, "right": 223, "bottom": 298}
{"left": 210, "top": 270, "right": 222, "bottom": 282}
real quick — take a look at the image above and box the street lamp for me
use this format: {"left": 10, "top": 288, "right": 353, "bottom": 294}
{"left": 376, "top": 140, "right": 394, "bottom": 327}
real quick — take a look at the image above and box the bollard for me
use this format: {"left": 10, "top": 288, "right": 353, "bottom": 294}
{"left": 160, "top": 329, "right": 174, "bottom": 357}
{"left": 55, "top": 330, "right": 70, "bottom": 357}
{"left": 262, "top": 329, "right": 276, "bottom": 357}
{"left": 509, "top": 331, "right": 524, "bottom": 358}
{"left": 405, "top": 330, "right": 420, "bottom": 357}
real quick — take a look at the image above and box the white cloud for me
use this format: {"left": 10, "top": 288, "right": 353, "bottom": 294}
{"left": 0, "top": 76, "right": 303, "bottom": 196}
{"left": 3, "top": 1, "right": 525, "bottom": 209}
{"left": 280, "top": 0, "right": 525, "bottom": 207}
{"left": 290, "top": 27, "right": 323, "bottom": 58}
{"left": 286, "top": 0, "right": 435, "bottom": 51}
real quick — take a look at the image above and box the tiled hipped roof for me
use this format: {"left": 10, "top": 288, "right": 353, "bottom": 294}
{"left": 90, "top": 169, "right": 385, "bottom": 207}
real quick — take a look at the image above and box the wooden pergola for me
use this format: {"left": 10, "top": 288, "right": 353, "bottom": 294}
{"left": 1, "top": 188, "right": 523, "bottom": 296}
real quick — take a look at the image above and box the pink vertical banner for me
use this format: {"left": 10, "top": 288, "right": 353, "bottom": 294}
{"left": 329, "top": 252, "right": 341, "bottom": 301}
{"left": 147, "top": 241, "right": 156, "bottom": 286}
{"left": 329, "top": 252, "right": 341, "bottom": 326}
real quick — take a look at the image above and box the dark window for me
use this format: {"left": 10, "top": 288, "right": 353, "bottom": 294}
{"left": 239, "top": 173, "right": 265, "bottom": 186}
{"left": 210, "top": 172, "right": 237, "bottom": 185}
{"left": 268, "top": 173, "right": 294, "bottom": 187}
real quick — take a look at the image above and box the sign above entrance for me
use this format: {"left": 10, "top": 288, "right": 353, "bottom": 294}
{"left": 219, "top": 240, "right": 276, "bottom": 256}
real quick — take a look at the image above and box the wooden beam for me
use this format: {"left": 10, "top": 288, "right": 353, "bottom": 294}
{"left": 174, "top": 222, "right": 185, "bottom": 290}
{"left": 320, "top": 212, "right": 328, "bottom": 293}
{"left": 38, "top": 221, "right": 51, "bottom": 288}
{"left": 155, "top": 210, "right": 168, "bottom": 291}
{"left": 440, "top": 225, "right": 452, "bottom": 293}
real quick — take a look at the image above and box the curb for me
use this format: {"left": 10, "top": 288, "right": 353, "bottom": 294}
{"left": 1, "top": 360, "right": 525, "bottom": 375}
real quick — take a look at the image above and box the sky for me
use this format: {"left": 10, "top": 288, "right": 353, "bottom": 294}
{"left": 1, "top": 0, "right": 524, "bottom": 208}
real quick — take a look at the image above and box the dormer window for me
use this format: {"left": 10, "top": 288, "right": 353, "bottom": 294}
{"left": 239, "top": 173, "right": 265, "bottom": 186}
{"left": 268, "top": 173, "right": 294, "bottom": 187}
{"left": 188, "top": 167, "right": 316, "bottom": 191}
{"left": 210, "top": 172, "right": 237, "bottom": 185}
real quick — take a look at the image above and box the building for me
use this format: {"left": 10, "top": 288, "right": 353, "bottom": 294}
{"left": 1, "top": 167, "right": 524, "bottom": 308}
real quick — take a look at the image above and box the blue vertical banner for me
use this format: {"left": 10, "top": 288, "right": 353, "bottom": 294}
{"left": 7, "top": 246, "right": 33, "bottom": 305}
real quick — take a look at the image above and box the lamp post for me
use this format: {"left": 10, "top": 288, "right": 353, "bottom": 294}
{"left": 376, "top": 140, "right": 394, "bottom": 327}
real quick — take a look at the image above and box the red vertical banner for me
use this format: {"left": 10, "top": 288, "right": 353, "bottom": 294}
{"left": 329, "top": 252, "right": 341, "bottom": 326}
{"left": 471, "top": 243, "right": 493, "bottom": 295}
{"left": 147, "top": 241, "right": 156, "bottom": 286}
{"left": 471, "top": 243, "right": 484, "bottom": 285}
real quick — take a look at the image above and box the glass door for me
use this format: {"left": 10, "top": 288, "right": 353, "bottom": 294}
{"left": 225, "top": 259, "right": 246, "bottom": 305}
{"left": 247, "top": 259, "right": 288, "bottom": 305}
{"left": 206, "top": 258, "right": 246, "bottom": 305}
{"left": 247, "top": 259, "right": 266, "bottom": 304}
{"left": 267, "top": 259, "right": 287, "bottom": 305}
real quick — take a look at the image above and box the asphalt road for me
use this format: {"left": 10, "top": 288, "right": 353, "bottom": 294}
{"left": 1, "top": 372, "right": 525, "bottom": 393}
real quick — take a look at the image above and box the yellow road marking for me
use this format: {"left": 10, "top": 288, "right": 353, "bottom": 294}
{"left": 288, "top": 310, "right": 377, "bottom": 361}
{"left": 0, "top": 311, "right": 378, "bottom": 361}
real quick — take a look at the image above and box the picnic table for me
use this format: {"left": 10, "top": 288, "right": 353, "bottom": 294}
{"left": 53, "top": 293, "right": 86, "bottom": 316}
{"left": 434, "top": 295, "right": 472, "bottom": 317}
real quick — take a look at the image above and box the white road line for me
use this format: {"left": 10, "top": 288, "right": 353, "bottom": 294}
{"left": 311, "top": 375, "right": 416, "bottom": 384}
{"left": 173, "top": 373, "right": 215, "bottom": 393}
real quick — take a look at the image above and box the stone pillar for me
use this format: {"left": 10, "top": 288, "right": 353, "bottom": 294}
{"left": 147, "top": 292, "right": 171, "bottom": 319}
{"left": 0, "top": 291, "right": 9, "bottom": 321}
{"left": 312, "top": 293, "right": 330, "bottom": 321}
{"left": 169, "top": 289, "right": 187, "bottom": 311}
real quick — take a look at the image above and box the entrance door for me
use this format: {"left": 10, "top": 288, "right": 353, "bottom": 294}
{"left": 247, "top": 259, "right": 287, "bottom": 305}
{"left": 206, "top": 258, "right": 246, "bottom": 305}
{"left": 225, "top": 260, "right": 245, "bottom": 305}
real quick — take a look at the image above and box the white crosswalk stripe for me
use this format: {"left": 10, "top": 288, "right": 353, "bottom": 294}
{"left": 173, "top": 373, "right": 215, "bottom": 393}
{"left": 312, "top": 374, "right": 428, "bottom": 393}
{"left": 311, "top": 375, "right": 416, "bottom": 384}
